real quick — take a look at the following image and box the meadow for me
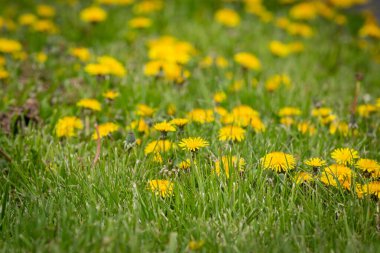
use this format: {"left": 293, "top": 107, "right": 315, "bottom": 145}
{"left": 0, "top": 0, "right": 380, "bottom": 252}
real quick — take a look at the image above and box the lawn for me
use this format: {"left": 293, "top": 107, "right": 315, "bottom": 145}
{"left": 0, "top": 0, "right": 380, "bottom": 252}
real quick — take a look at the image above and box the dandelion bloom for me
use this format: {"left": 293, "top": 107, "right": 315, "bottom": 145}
{"left": 147, "top": 179, "right": 174, "bottom": 198}
{"left": 18, "top": 13, "right": 37, "bottom": 26}
{"left": 278, "top": 107, "right": 302, "bottom": 117}
{"left": 128, "top": 17, "right": 152, "bottom": 29}
{"left": 304, "top": 157, "right": 326, "bottom": 168}
{"left": 260, "top": 152, "right": 296, "bottom": 172}
{"left": 92, "top": 122, "right": 119, "bottom": 140}
{"left": 102, "top": 90, "right": 120, "bottom": 100}
{"left": 77, "top": 98, "right": 102, "bottom": 111}
{"left": 331, "top": 148, "right": 359, "bottom": 165}
{"left": 234, "top": 52, "right": 261, "bottom": 71}
{"left": 178, "top": 159, "right": 191, "bottom": 170}
{"left": 170, "top": 118, "right": 189, "bottom": 128}
{"left": 219, "top": 125, "right": 246, "bottom": 142}
{"left": 36, "top": 4, "right": 55, "bottom": 18}
{"left": 144, "top": 140, "right": 174, "bottom": 155}
{"left": 320, "top": 164, "right": 353, "bottom": 190}
{"left": 0, "top": 69, "right": 9, "bottom": 79}
{"left": 214, "top": 156, "right": 245, "bottom": 179}
{"left": 294, "top": 172, "right": 314, "bottom": 184}
{"left": 80, "top": 6, "right": 107, "bottom": 23}
{"left": 85, "top": 56, "right": 126, "bottom": 77}
{"left": 357, "top": 104, "right": 377, "bottom": 118}
{"left": 356, "top": 181, "right": 380, "bottom": 199}
{"left": 187, "top": 109, "right": 214, "bottom": 124}
{"left": 214, "top": 8, "right": 241, "bottom": 27}
{"left": 129, "top": 119, "right": 149, "bottom": 134}
{"left": 0, "top": 38, "right": 22, "bottom": 54}
{"left": 55, "top": 116, "right": 83, "bottom": 138}
{"left": 178, "top": 137, "right": 209, "bottom": 152}
{"left": 356, "top": 158, "right": 380, "bottom": 178}
{"left": 154, "top": 121, "right": 176, "bottom": 133}
{"left": 136, "top": 104, "right": 155, "bottom": 117}
{"left": 213, "top": 91, "right": 227, "bottom": 103}
{"left": 70, "top": 47, "right": 91, "bottom": 62}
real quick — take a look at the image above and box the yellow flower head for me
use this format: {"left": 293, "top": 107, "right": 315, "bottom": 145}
{"left": 357, "top": 104, "right": 377, "bottom": 118}
{"left": 147, "top": 179, "right": 174, "bottom": 198}
{"left": 102, "top": 90, "right": 120, "bottom": 100}
{"left": 18, "top": 13, "right": 37, "bottom": 26}
{"left": 187, "top": 240, "right": 205, "bottom": 251}
{"left": 331, "top": 148, "right": 359, "bottom": 165}
{"left": 304, "top": 157, "right": 326, "bottom": 168}
{"left": 178, "top": 137, "right": 209, "bottom": 152}
{"left": 80, "top": 6, "right": 107, "bottom": 23}
{"left": 215, "top": 8, "right": 241, "bottom": 27}
{"left": 356, "top": 158, "right": 380, "bottom": 175}
{"left": 178, "top": 159, "right": 191, "bottom": 170}
{"left": 0, "top": 38, "right": 22, "bottom": 54}
{"left": 356, "top": 181, "right": 380, "bottom": 199}
{"left": 77, "top": 98, "right": 102, "bottom": 111}
{"left": 55, "top": 116, "right": 83, "bottom": 138}
{"left": 133, "top": 0, "right": 163, "bottom": 14}
{"left": 0, "top": 68, "right": 9, "bottom": 79}
{"left": 213, "top": 91, "right": 227, "bottom": 103}
{"left": 33, "top": 20, "right": 59, "bottom": 34}
{"left": 136, "top": 104, "right": 155, "bottom": 117}
{"left": 37, "top": 4, "right": 56, "bottom": 18}
{"left": 170, "top": 118, "right": 189, "bottom": 127}
{"left": 294, "top": 172, "right": 314, "bottom": 184}
{"left": 278, "top": 107, "right": 302, "bottom": 117}
{"left": 320, "top": 164, "right": 353, "bottom": 190}
{"left": 85, "top": 56, "right": 126, "bottom": 77}
{"left": 128, "top": 17, "right": 152, "bottom": 28}
{"left": 214, "top": 156, "right": 245, "bottom": 179}
{"left": 265, "top": 74, "right": 291, "bottom": 92}
{"left": 70, "top": 47, "right": 91, "bottom": 62}
{"left": 144, "top": 140, "right": 174, "bottom": 154}
{"left": 128, "top": 118, "right": 149, "bottom": 134}
{"left": 219, "top": 125, "right": 246, "bottom": 142}
{"left": 187, "top": 109, "right": 214, "bottom": 124}
{"left": 234, "top": 52, "right": 261, "bottom": 71}
{"left": 92, "top": 122, "right": 119, "bottom": 140}
{"left": 154, "top": 121, "right": 176, "bottom": 133}
{"left": 260, "top": 152, "right": 296, "bottom": 172}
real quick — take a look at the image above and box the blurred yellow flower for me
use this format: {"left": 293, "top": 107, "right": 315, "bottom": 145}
{"left": 77, "top": 98, "right": 102, "bottom": 111}
{"left": 147, "top": 179, "right": 173, "bottom": 197}
{"left": 128, "top": 17, "right": 152, "bottom": 28}
{"left": 234, "top": 52, "right": 261, "bottom": 71}
{"left": 36, "top": 5, "right": 56, "bottom": 18}
{"left": 0, "top": 38, "right": 22, "bottom": 54}
{"left": 92, "top": 122, "right": 119, "bottom": 140}
{"left": 214, "top": 156, "right": 245, "bottom": 179}
{"left": 102, "top": 90, "right": 120, "bottom": 100}
{"left": 331, "top": 148, "right": 359, "bottom": 165}
{"left": 80, "top": 6, "right": 107, "bottom": 23}
{"left": 260, "top": 152, "right": 296, "bottom": 173}
{"left": 219, "top": 125, "right": 246, "bottom": 142}
{"left": 178, "top": 137, "right": 209, "bottom": 152}
{"left": 55, "top": 116, "right": 83, "bottom": 138}
{"left": 320, "top": 164, "right": 353, "bottom": 190}
{"left": 215, "top": 8, "right": 240, "bottom": 27}
{"left": 70, "top": 47, "right": 91, "bottom": 62}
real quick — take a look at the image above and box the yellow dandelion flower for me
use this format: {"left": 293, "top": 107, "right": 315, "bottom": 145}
{"left": 260, "top": 152, "right": 296, "bottom": 172}
{"left": 356, "top": 158, "right": 380, "bottom": 174}
{"left": 280, "top": 117, "right": 294, "bottom": 127}
{"left": 55, "top": 116, "right": 83, "bottom": 138}
{"left": 187, "top": 109, "right": 214, "bottom": 124}
{"left": 70, "top": 47, "right": 91, "bottom": 62}
{"left": 80, "top": 6, "right": 107, "bottom": 23}
{"left": 0, "top": 68, "right": 9, "bottom": 79}
{"left": 36, "top": 4, "right": 56, "bottom": 18}
{"left": 214, "top": 156, "right": 245, "bottom": 179}
{"left": 18, "top": 13, "right": 37, "bottom": 26}
{"left": 214, "top": 8, "right": 241, "bottom": 27}
{"left": 147, "top": 179, "right": 174, "bottom": 198}
{"left": 92, "top": 122, "right": 119, "bottom": 140}
{"left": 133, "top": 0, "right": 163, "bottom": 14}
{"left": 178, "top": 159, "right": 191, "bottom": 170}
{"left": 128, "top": 17, "right": 152, "bottom": 29}
{"left": 178, "top": 137, "right": 209, "bottom": 152}
{"left": 170, "top": 118, "right": 189, "bottom": 127}
{"left": 357, "top": 104, "right": 377, "bottom": 118}
{"left": 129, "top": 119, "right": 149, "bottom": 134}
{"left": 234, "top": 52, "right": 261, "bottom": 71}
{"left": 320, "top": 164, "right": 353, "bottom": 190}
{"left": 278, "top": 107, "right": 302, "bottom": 117}
{"left": 77, "top": 98, "right": 102, "bottom": 111}
{"left": 218, "top": 125, "right": 246, "bottom": 142}
{"left": 331, "top": 148, "right": 359, "bottom": 165}
{"left": 144, "top": 140, "right": 174, "bottom": 155}
{"left": 294, "top": 172, "right": 314, "bottom": 184}
{"left": 33, "top": 20, "right": 59, "bottom": 34}
{"left": 154, "top": 121, "right": 176, "bottom": 133}
{"left": 102, "top": 90, "right": 120, "bottom": 100}
{"left": 251, "top": 116, "right": 266, "bottom": 133}
{"left": 136, "top": 104, "right": 155, "bottom": 117}
{"left": 213, "top": 91, "right": 227, "bottom": 103}
{"left": 297, "top": 122, "right": 316, "bottom": 136}
{"left": 265, "top": 74, "right": 291, "bottom": 92}
{"left": 356, "top": 181, "right": 380, "bottom": 199}
{"left": 304, "top": 157, "right": 326, "bottom": 167}
{"left": 0, "top": 38, "right": 22, "bottom": 54}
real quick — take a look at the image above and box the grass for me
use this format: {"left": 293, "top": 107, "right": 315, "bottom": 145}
{"left": 1, "top": 0, "right": 380, "bottom": 252}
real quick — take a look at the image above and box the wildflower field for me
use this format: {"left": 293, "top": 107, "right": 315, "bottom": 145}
{"left": 1, "top": 0, "right": 380, "bottom": 252}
